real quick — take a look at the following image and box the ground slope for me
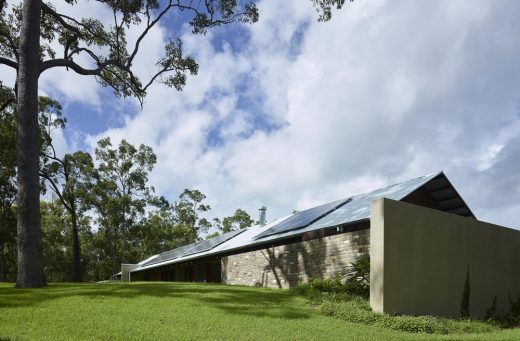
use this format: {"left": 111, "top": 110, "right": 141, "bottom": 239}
{"left": 0, "top": 282, "right": 519, "bottom": 340}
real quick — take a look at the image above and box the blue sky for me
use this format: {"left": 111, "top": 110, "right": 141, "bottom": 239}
{"left": 2, "top": 0, "right": 520, "bottom": 229}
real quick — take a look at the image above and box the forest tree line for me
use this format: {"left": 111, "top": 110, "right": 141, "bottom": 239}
{"left": 0, "top": 87, "right": 254, "bottom": 282}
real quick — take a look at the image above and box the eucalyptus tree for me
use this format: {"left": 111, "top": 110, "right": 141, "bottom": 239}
{"left": 38, "top": 98, "right": 95, "bottom": 282}
{"left": 174, "top": 189, "right": 213, "bottom": 243}
{"left": 39, "top": 200, "right": 70, "bottom": 282}
{"left": 0, "top": 86, "right": 67, "bottom": 281}
{"left": 94, "top": 137, "right": 156, "bottom": 275}
{"left": 0, "top": 86, "right": 16, "bottom": 282}
{"left": 0, "top": 0, "right": 349, "bottom": 287}
{"left": 219, "top": 208, "right": 253, "bottom": 233}
{"left": 129, "top": 196, "right": 193, "bottom": 262}
{"left": 0, "top": 0, "right": 258, "bottom": 288}
{"left": 40, "top": 145, "right": 95, "bottom": 282}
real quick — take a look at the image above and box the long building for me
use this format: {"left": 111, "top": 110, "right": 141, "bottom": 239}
{"left": 124, "top": 172, "right": 470, "bottom": 285}
{"left": 122, "top": 171, "right": 520, "bottom": 318}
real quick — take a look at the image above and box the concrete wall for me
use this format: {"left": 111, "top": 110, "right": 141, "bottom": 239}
{"left": 370, "top": 198, "right": 520, "bottom": 318}
{"left": 222, "top": 229, "right": 369, "bottom": 288}
{"left": 121, "top": 263, "right": 137, "bottom": 282}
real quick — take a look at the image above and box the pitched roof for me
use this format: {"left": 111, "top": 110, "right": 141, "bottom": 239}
{"left": 130, "top": 171, "right": 474, "bottom": 273}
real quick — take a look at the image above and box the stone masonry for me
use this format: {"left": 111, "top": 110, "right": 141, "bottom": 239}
{"left": 221, "top": 229, "right": 370, "bottom": 288}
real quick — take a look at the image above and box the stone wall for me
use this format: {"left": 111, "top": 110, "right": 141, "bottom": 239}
{"left": 221, "top": 229, "right": 370, "bottom": 288}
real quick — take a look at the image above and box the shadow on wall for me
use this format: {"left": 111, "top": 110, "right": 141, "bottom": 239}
{"left": 258, "top": 236, "right": 354, "bottom": 288}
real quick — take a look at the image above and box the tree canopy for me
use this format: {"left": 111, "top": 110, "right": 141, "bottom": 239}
{"left": 0, "top": 0, "right": 348, "bottom": 287}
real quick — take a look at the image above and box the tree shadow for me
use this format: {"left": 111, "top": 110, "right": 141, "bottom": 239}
{"left": 255, "top": 232, "right": 369, "bottom": 288}
{"left": 0, "top": 282, "right": 311, "bottom": 320}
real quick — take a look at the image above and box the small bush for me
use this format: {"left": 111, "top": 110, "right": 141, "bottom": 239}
{"left": 308, "top": 277, "right": 345, "bottom": 293}
{"left": 344, "top": 257, "right": 370, "bottom": 298}
{"left": 292, "top": 257, "right": 371, "bottom": 298}
{"left": 448, "top": 318, "right": 497, "bottom": 334}
{"left": 316, "top": 297, "right": 498, "bottom": 335}
{"left": 379, "top": 315, "right": 448, "bottom": 334}
{"left": 482, "top": 292, "right": 520, "bottom": 329}
{"left": 292, "top": 258, "right": 514, "bottom": 335}
{"left": 319, "top": 298, "right": 381, "bottom": 325}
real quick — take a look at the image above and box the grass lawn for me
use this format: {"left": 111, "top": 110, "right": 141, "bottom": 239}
{"left": 1, "top": 282, "right": 519, "bottom": 341}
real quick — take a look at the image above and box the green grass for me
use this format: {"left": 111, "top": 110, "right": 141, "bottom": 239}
{"left": 0, "top": 282, "right": 519, "bottom": 340}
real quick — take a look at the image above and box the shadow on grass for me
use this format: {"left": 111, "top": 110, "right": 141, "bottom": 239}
{"left": 0, "top": 282, "right": 310, "bottom": 320}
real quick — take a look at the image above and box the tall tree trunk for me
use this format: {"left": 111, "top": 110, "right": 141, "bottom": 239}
{"left": 16, "top": 0, "right": 46, "bottom": 288}
{"left": 106, "top": 226, "right": 116, "bottom": 277}
{"left": 70, "top": 207, "right": 82, "bottom": 282}
{"left": 120, "top": 210, "right": 126, "bottom": 265}
{"left": 0, "top": 243, "right": 5, "bottom": 282}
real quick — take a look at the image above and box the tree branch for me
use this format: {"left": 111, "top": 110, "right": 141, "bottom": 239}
{"left": 39, "top": 170, "right": 72, "bottom": 212}
{"left": 40, "top": 58, "right": 107, "bottom": 75}
{"left": 127, "top": 1, "right": 174, "bottom": 68}
{"left": 0, "top": 97, "right": 13, "bottom": 112}
{"left": 0, "top": 29, "right": 19, "bottom": 61}
{"left": 67, "top": 47, "right": 102, "bottom": 64}
{"left": 0, "top": 56, "right": 17, "bottom": 69}
{"left": 41, "top": 2, "right": 81, "bottom": 37}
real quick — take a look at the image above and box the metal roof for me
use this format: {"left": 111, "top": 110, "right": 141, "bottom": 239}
{"left": 254, "top": 197, "right": 351, "bottom": 239}
{"left": 297, "top": 172, "right": 443, "bottom": 232}
{"left": 139, "top": 229, "right": 245, "bottom": 268}
{"left": 133, "top": 215, "right": 291, "bottom": 272}
{"left": 130, "top": 171, "right": 475, "bottom": 273}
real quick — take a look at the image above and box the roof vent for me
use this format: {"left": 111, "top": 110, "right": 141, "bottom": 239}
{"left": 259, "top": 206, "right": 267, "bottom": 225}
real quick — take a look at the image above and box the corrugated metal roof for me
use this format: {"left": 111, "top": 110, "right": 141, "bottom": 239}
{"left": 130, "top": 171, "right": 474, "bottom": 273}
{"left": 133, "top": 216, "right": 290, "bottom": 272}
{"left": 139, "top": 229, "right": 245, "bottom": 268}
{"left": 300, "top": 172, "right": 442, "bottom": 232}
{"left": 254, "top": 197, "right": 351, "bottom": 239}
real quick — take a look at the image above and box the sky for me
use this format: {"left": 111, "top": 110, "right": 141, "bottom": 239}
{"left": 2, "top": 0, "right": 520, "bottom": 229}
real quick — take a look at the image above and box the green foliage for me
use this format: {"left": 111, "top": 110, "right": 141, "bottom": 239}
{"left": 1, "top": 87, "right": 70, "bottom": 282}
{"left": 215, "top": 208, "right": 254, "bottom": 233}
{"left": 1, "top": 0, "right": 260, "bottom": 101}
{"left": 128, "top": 200, "right": 196, "bottom": 261}
{"left": 40, "top": 201, "right": 73, "bottom": 282}
{"left": 0, "top": 205, "right": 16, "bottom": 282}
{"left": 344, "top": 256, "right": 370, "bottom": 297}
{"left": 294, "top": 257, "right": 370, "bottom": 298}
{"left": 307, "top": 277, "right": 345, "bottom": 293}
{"left": 0, "top": 86, "right": 16, "bottom": 282}
{"left": 317, "top": 295, "right": 497, "bottom": 335}
{"left": 312, "top": 0, "right": 353, "bottom": 22}
{"left": 294, "top": 258, "right": 507, "bottom": 335}
{"left": 93, "top": 137, "right": 157, "bottom": 271}
{"left": 488, "top": 293, "right": 520, "bottom": 329}
{"left": 173, "top": 189, "right": 213, "bottom": 243}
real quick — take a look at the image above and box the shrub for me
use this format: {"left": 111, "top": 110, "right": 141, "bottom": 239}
{"left": 317, "top": 297, "right": 498, "bottom": 335}
{"left": 293, "top": 258, "right": 513, "bottom": 335}
{"left": 308, "top": 277, "right": 345, "bottom": 293}
{"left": 293, "top": 257, "right": 371, "bottom": 298}
{"left": 379, "top": 315, "right": 444, "bottom": 334}
{"left": 344, "top": 257, "right": 370, "bottom": 298}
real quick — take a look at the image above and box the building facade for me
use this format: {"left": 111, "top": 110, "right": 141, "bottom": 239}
{"left": 122, "top": 171, "right": 520, "bottom": 317}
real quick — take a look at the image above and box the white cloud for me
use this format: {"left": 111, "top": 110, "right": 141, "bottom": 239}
{"left": 70, "top": 0, "right": 520, "bottom": 228}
